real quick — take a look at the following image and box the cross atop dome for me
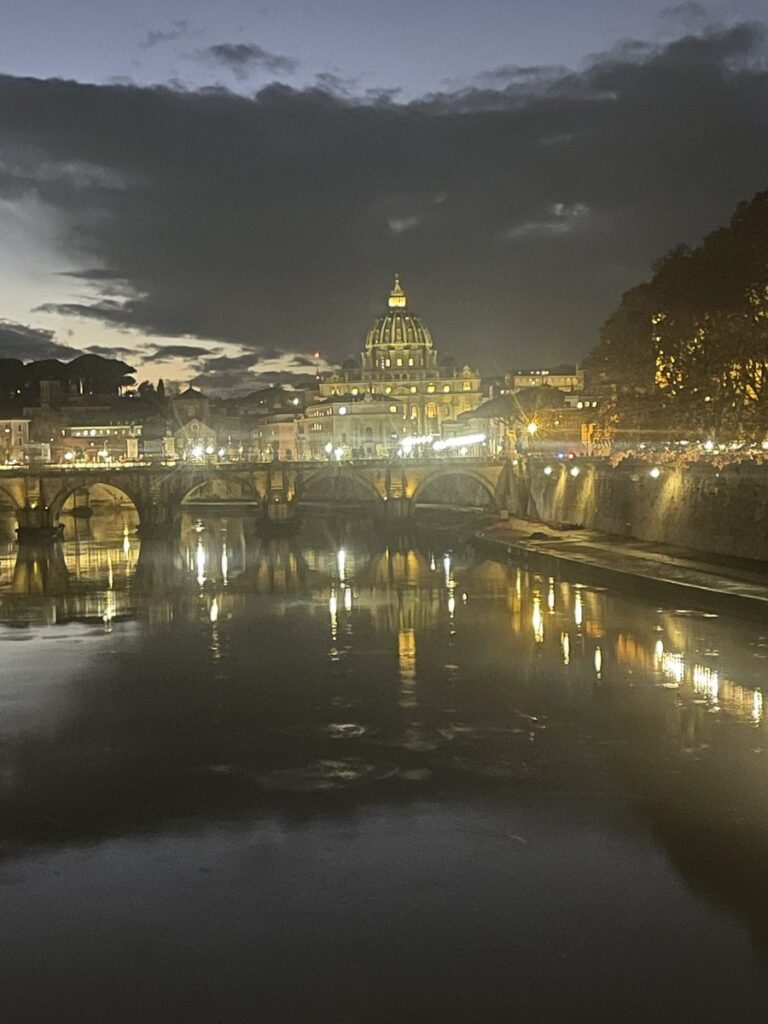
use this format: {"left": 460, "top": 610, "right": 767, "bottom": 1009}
{"left": 388, "top": 274, "right": 407, "bottom": 309}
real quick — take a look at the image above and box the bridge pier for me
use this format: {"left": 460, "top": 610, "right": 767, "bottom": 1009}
{"left": 15, "top": 504, "right": 64, "bottom": 544}
{"left": 381, "top": 497, "right": 414, "bottom": 520}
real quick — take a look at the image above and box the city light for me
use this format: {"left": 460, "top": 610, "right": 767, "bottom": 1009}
{"left": 432, "top": 433, "right": 486, "bottom": 451}
{"left": 526, "top": 422, "right": 538, "bottom": 435}
{"left": 543, "top": 465, "right": 553, "bottom": 476}
{"left": 569, "top": 466, "right": 580, "bottom": 477}
{"left": 649, "top": 466, "right": 661, "bottom": 478}
{"left": 401, "top": 434, "right": 433, "bottom": 453}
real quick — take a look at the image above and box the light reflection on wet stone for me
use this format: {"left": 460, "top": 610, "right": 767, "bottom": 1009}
{"left": 1, "top": 508, "right": 768, "bottom": 1020}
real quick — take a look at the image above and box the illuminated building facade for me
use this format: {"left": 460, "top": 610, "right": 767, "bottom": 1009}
{"left": 296, "top": 395, "right": 405, "bottom": 460}
{"left": 503, "top": 367, "right": 584, "bottom": 394}
{"left": 319, "top": 277, "right": 483, "bottom": 437}
{"left": 0, "top": 418, "right": 30, "bottom": 463}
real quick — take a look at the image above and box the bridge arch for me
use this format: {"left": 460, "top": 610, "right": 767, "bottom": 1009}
{"left": 298, "top": 467, "right": 384, "bottom": 506}
{"left": 0, "top": 484, "right": 21, "bottom": 511}
{"left": 411, "top": 469, "right": 499, "bottom": 510}
{"left": 179, "top": 473, "right": 262, "bottom": 506}
{"left": 48, "top": 477, "right": 145, "bottom": 525}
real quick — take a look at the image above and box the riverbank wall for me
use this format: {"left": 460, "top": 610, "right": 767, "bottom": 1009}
{"left": 508, "top": 458, "right": 768, "bottom": 562}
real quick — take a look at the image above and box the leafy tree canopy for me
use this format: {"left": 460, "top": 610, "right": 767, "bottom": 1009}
{"left": 588, "top": 190, "right": 768, "bottom": 438}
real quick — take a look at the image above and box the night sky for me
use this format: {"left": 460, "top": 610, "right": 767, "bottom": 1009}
{"left": 1, "top": 0, "right": 767, "bottom": 390}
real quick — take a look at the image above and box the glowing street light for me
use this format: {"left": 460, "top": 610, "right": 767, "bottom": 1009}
{"left": 526, "top": 421, "right": 538, "bottom": 435}
{"left": 649, "top": 467, "right": 661, "bottom": 479}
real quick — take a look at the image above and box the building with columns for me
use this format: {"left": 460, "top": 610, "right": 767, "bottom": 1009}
{"left": 318, "top": 277, "right": 483, "bottom": 437}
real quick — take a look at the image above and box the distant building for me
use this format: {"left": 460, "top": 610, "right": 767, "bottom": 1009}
{"left": 251, "top": 414, "right": 299, "bottom": 461}
{"left": 172, "top": 386, "right": 210, "bottom": 424}
{"left": 173, "top": 418, "right": 217, "bottom": 458}
{"left": 296, "top": 394, "right": 405, "bottom": 460}
{"left": 503, "top": 366, "right": 584, "bottom": 394}
{"left": 0, "top": 419, "right": 30, "bottom": 463}
{"left": 60, "top": 422, "right": 142, "bottom": 462}
{"left": 319, "top": 277, "right": 483, "bottom": 437}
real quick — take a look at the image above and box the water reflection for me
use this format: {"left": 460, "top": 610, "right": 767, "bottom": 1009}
{"left": 3, "top": 508, "right": 768, "bottom": 1013}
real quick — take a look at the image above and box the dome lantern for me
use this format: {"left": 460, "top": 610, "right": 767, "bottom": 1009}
{"left": 388, "top": 274, "right": 407, "bottom": 309}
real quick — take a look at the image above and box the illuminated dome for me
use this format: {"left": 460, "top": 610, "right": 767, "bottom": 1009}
{"left": 364, "top": 276, "right": 434, "bottom": 352}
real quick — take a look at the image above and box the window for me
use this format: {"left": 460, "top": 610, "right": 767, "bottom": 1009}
{"left": 408, "top": 358, "right": 414, "bottom": 367}
{"left": 410, "top": 385, "right": 417, "bottom": 394}
{"left": 396, "top": 357, "right": 403, "bottom": 367}
{"left": 427, "top": 384, "right": 435, "bottom": 393}
{"left": 427, "top": 403, "right": 438, "bottom": 420}
{"left": 443, "top": 385, "right": 450, "bottom": 393}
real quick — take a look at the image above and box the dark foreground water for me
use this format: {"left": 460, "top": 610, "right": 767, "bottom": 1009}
{"left": 1, "top": 510, "right": 768, "bottom": 1023}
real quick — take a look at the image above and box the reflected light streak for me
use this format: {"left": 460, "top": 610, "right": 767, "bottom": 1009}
{"left": 594, "top": 645, "right": 602, "bottom": 678}
{"left": 693, "top": 663, "right": 719, "bottom": 702}
{"left": 654, "top": 638, "right": 664, "bottom": 669}
{"left": 661, "top": 651, "right": 685, "bottom": 686}
{"left": 532, "top": 594, "right": 544, "bottom": 643}
{"left": 329, "top": 589, "right": 338, "bottom": 641}
{"left": 753, "top": 690, "right": 763, "bottom": 724}
{"left": 574, "top": 591, "right": 583, "bottom": 628}
{"left": 221, "top": 543, "right": 229, "bottom": 584}
{"left": 561, "top": 631, "right": 570, "bottom": 665}
{"left": 337, "top": 548, "right": 346, "bottom": 583}
{"left": 210, "top": 598, "right": 219, "bottom": 623}
{"left": 196, "top": 538, "right": 206, "bottom": 587}
{"left": 344, "top": 587, "right": 352, "bottom": 612}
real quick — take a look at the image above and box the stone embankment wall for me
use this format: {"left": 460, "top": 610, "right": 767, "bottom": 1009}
{"left": 509, "top": 458, "right": 768, "bottom": 562}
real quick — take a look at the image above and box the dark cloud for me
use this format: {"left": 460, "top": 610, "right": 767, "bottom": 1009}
{"left": 1, "top": 20, "right": 767, "bottom": 370}
{"left": 0, "top": 320, "right": 81, "bottom": 361}
{"left": 142, "top": 344, "right": 218, "bottom": 362}
{"left": 59, "top": 268, "right": 126, "bottom": 281}
{"left": 189, "top": 368, "right": 317, "bottom": 394}
{"left": 196, "top": 353, "right": 261, "bottom": 372}
{"left": 86, "top": 343, "right": 139, "bottom": 358}
{"left": 201, "top": 43, "right": 298, "bottom": 79}
{"left": 140, "top": 21, "right": 189, "bottom": 50}
{"left": 660, "top": 3, "right": 711, "bottom": 31}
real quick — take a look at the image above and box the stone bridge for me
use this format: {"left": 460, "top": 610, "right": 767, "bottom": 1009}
{"left": 0, "top": 457, "right": 512, "bottom": 538}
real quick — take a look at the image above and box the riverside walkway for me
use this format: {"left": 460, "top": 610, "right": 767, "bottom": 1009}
{"left": 478, "top": 516, "right": 768, "bottom": 613}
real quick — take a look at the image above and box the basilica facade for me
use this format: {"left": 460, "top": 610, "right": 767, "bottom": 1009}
{"left": 317, "top": 277, "right": 483, "bottom": 437}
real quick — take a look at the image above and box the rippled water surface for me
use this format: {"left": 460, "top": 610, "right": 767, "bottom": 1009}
{"left": 2, "top": 509, "right": 768, "bottom": 1023}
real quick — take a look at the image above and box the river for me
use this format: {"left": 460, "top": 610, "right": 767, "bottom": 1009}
{"left": 1, "top": 508, "right": 768, "bottom": 1022}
